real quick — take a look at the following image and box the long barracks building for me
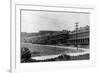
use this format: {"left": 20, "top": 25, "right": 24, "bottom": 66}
{"left": 68, "top": 25, "right": 89, "bottom": 47}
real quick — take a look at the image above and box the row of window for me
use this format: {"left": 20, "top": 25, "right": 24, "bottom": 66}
{"left": 69, "top": 38, "right": 89, "bottom": 45}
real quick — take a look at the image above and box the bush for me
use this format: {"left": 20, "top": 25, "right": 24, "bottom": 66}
{"left": 21, "top": 47, "right": 32, "bottom": 62}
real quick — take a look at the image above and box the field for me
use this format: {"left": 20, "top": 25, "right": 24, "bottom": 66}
{"left": 21, "top": 43, "right": 85, "bottom": 57}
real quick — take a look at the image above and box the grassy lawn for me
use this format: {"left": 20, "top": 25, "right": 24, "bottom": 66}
{"left": 21, "top": 43, "right": 84, "bottom": 57}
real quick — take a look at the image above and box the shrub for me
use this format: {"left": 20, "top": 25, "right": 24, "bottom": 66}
{"left": 21, "top": 47, "right": 32, "bottom": 62}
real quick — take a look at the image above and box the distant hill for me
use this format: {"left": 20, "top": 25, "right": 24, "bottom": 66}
{"left": 21, "top": 32, "right": 39, "bottom": 38}
{"left": 21, "top": 32, "right": 40, "bottom": 42}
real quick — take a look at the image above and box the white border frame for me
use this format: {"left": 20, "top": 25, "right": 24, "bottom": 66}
{"left": 11, "top": 1, "right": 96, "bottom": 73}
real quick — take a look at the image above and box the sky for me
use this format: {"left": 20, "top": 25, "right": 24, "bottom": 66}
{"left": 21, "top": 10, "right": 90, "bottom": 33}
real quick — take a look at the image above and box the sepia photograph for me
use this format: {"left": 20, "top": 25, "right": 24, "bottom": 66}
{"left": 20, "top": 9, "right": 90, "bottom": 63}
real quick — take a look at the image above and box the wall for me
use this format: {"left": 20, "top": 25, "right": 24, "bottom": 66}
{"left": 0, "top": 0, "right": 100, "bottom": 73}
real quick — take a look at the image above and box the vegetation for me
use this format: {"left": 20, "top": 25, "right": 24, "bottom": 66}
{"left": 21, "top": 53, "right": 89, "bottom": 63}
{"left": 21, "top": 47, "right": 32, "bottom": 62}
{"left": 21, "top": 30, "right": 70, "bottom": 46}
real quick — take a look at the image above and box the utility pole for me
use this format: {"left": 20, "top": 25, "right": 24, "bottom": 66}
{"left": 75, "top": 22, "right": 79, "bottom": 50}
